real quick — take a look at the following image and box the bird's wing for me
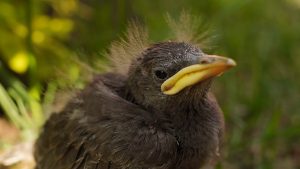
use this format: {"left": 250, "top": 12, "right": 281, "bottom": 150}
{"left": 35, "top": 74, "right": 178, "bottom": 169}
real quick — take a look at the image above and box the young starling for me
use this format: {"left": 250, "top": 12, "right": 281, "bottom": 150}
{"left": 34, "top": 17, "right": 236, "bottom": 169}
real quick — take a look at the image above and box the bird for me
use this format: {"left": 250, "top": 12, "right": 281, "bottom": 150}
{"left": 34, "top": 14, "right": 236, "bottom": 169}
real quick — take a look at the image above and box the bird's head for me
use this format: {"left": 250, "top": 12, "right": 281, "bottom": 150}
{"left": 127, "top": 42, "right": 236, "bottom": 111}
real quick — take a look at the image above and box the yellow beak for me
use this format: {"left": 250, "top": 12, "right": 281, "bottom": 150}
{"left": 161, "top": 55, "right": 236, "bottom": 95}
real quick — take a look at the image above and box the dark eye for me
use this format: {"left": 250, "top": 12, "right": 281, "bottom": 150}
{"left": 154, "top": 70, "right": 168, "bottom": 80}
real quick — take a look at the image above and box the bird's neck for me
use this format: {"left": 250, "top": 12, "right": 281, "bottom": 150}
{"left": 167, "top": 92, "right": 221, "bottom": 152}
{"left": 170, "top": 92, "right": 212, "bottom": 126}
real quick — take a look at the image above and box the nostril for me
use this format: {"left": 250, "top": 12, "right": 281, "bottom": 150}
{"left": 200, "top": 59, "right": 210, "bottom": 64}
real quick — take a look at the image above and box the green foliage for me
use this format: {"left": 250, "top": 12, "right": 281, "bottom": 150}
{"left": 0, "top": 83, "right": 42, "bottom": 141}
{"left": 0, "top": 64, "right": 57, "bottom": 142}
{"left": 0, "top": 0, "right": 300, "bottom": 168}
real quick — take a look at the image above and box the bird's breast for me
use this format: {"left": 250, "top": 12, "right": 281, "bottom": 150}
{"left": 170, "top": 109, "right": 220, "bottom": 168}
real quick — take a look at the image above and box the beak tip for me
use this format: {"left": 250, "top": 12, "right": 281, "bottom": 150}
{"left": 227, "top": 58, "right": 237, "bottom": 66}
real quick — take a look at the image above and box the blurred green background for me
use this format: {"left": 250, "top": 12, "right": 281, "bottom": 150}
{"left": 0, "top": 0, "right": 300, "bottom": 169}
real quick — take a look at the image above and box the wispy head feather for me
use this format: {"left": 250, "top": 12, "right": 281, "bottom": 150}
{"left": 106, "top": 22, "right": 150, "bottom": 74}
{"left": 106, "top": 12, "right": 215, "bottom": 74}
{"left": 166, "top": 11, "right": 214, "bottom": 50}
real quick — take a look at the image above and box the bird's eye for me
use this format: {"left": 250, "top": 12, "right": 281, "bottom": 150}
{"left": 154, "top": 70, "right": 168, "bottom": 80}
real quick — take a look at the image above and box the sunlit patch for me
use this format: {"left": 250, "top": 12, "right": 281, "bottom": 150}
{"left": 9, "top": 52, "right": 29, "bottom": 74}
{"left": 59, "top": 0, "right": 78, "bottom": 14}
{"left": 14, "top": 24, "right": 28, "bottom": 38}
{"left": 286, "top": 0, "right": 300, "bottom": 8}
{"left": 0, "top": 2, "right": 14, "bottom": 19}
{"left": 50, "top": 19, "right": 74, "bottom": 33}
{"left": 33, "top": 16, "right": 49, "bottom": 29}
{"left": 32, "top": 31, "right": 45, "bottom": 44}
